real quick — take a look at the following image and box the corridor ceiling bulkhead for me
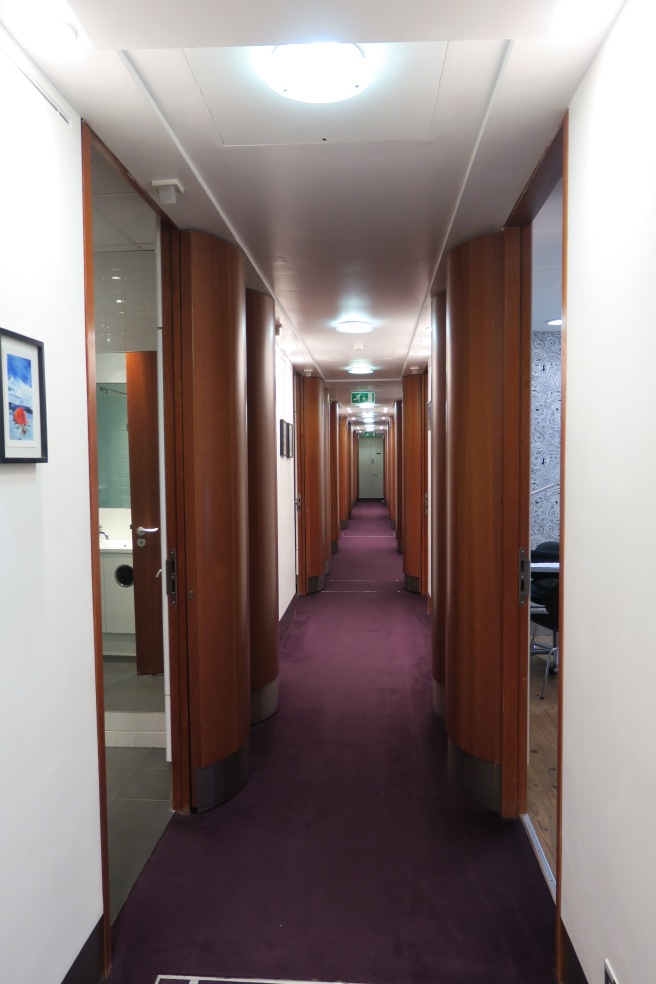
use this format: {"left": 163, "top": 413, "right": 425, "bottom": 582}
{"left": 0, "top": 0, "right": 623, "bottom": 414}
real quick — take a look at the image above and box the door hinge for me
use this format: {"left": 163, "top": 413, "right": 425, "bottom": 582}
{"left": 166, "top": 548, "right": 177, "bottom": 606}
{"left": 424, "top": 492, "right": 429, "bottom": 515}
{"left": 519, "top": 547, "right": 528, "bottom": 606}
{"left": 296, "top": 495, "right": 302, "bottom": 513}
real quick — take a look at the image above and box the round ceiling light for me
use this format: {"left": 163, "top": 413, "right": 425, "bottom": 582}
{"left": 337, "top": 320, "right": 373, "bottom": 334}
{"left": 263, "top": 43, "right": 371, "bottom": 104}
{"left": 348, "top": 365, "right": 374, "bottom": 375}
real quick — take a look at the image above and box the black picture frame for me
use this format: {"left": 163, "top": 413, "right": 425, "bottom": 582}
{"left": 0, "top": 328, "right": 48, "bottom": 464}
{"left": 286, "top": 422, "right": 294, "bottom": 458}
{"left": 280, "top": 418, "right": 288, "bottom": 457}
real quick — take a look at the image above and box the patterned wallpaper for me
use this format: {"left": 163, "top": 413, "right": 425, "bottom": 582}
{"left": 531, "top": 331, "right": 561, "bottom": 548}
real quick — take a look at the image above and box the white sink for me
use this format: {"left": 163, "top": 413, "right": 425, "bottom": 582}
{"left": 100, "top": 538, "right": 132, "bottom": 551}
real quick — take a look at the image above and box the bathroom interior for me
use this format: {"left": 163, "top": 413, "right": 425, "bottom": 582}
{"left": 92, "top": 144, "right": 171, "bottom": 920}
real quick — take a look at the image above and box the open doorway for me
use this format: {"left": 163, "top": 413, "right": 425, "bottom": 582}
{"left": 525, "top": 179, "right": 563, "bottom": 894}
{"left": 91, "top": 144, "right": 171, "bottom": 921}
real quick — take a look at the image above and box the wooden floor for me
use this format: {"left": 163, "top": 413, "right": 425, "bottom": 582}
{"left": 527, "top": 626, "right": 559, "bottom": 878}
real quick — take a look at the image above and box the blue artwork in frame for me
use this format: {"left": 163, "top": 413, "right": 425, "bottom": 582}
{"left": 0, "top": 328, "right": 48, "bottom": 463}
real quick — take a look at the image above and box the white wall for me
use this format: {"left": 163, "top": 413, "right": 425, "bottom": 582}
{"left": 275, "top": 346, "right": 297, "bottom": 617}
{"left": 563, "top": 2, "right": 656, "bottom": 980}
{"left": 0, "top": 30, "right": 102, "bottom": 984}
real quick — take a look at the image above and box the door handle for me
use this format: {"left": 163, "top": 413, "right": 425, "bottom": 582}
{"left": 136, "top": 526, "right": 159, "bottom": 536}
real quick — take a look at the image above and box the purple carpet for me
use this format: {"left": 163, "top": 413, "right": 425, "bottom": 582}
{"left": 107, "top": 500, "right": 555, "bottom": 984}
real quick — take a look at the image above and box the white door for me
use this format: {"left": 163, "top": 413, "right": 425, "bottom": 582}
{"left": 358, "top": 436, "right": 384, "bottom": 498}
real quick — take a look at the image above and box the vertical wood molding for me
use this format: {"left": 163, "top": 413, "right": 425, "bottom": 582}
{"left": 351, "top": 422, "right": 358, "bottom": 509}
{"left": 246, "top": 289, "right": 280, "bottom": 723}
{"left": 555, "top": 112, "right": 569, "bottom": 982}
{"left": 395, "top": 400, "right": 403, "bottom": 552}
{"left": 81, "top": 121, "right": 111, "bottom": 974}
{"left": 323, "top": 388, "right": 332, "bottom": 571}
{"left": 338, "top": 415, "right": 350, "bottom": 528}
{"left": 402, "top": 373, "right": 425, "bottom": 593}
{"left": 294, "top": 371, "right": 307, "bottom": 594}
{"left": 301, "top": 375, "right": 328, "bottom": 590}
{"left": 431, "top": 291, "right": 447, "bottom": 714}
{"left": 160, "top": 223, "right": 191, "bottom": 814}
{"left": 329, "top": 401, "right": 340, "bottom": 549}
{"left": 388, "top": 414, "right": 397, "bottom": 527}
{"left": 180, "top": 230, "right": 250, "bottom": 809}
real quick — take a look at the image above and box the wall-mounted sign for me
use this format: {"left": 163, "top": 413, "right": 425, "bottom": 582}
{"left": 351, "top": 391, "right": 375, "bottom": 405}
{"left": 360, "top": 431, "right": 376, "bottom": 437}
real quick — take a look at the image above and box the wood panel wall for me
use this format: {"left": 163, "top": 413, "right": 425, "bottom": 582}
{"left": 388, "top": 415, "right": 396, "bottom": 528}
{"left": 180, "top": 230, "right": 250, "bottom": 810}
{"left": 402, "top": 373, "right": 427, "bottom": 593}
{"left": 246, "top": 289, "right": 279, "bottom": 723}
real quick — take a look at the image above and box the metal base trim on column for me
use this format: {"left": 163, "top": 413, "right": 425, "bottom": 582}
{"left": 196, "top": 742, "right": 248, "bottom": 813}
{"left": 331, "top": 539, "right": 339, "bottom": 554}
{"left": 432, "top": 678, "right": 445, "bottom": 719}
{"left": 340, "top": 520, "right": 348, "bottom": 529}
{"left": 404, "top": 574, "right": 421, "bottom": 593}
{"left": 447, "top": 738, "right": 501, "bottom": 813}
{"left": 251, "top": 677, "right": 279, "bottom": 724}
{"left": 307, "top": 573, "right": 325, "bottom": 593}
{"left": 62, "top": 916, "right": 103, "bottom": 984}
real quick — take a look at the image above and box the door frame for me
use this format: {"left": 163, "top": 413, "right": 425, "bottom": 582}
{"left": 82, "top": 124, "right": 188, "bottom": 972}
{"left": 505, "top": 119, "right": 566, "bottom": 971}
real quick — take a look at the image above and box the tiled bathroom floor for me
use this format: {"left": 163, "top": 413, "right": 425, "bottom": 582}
{"left": 103, "top": 657, "right": 165, "bottom": 713}
{"left": 106, "top": 746, "right": 172, "bottom": 922}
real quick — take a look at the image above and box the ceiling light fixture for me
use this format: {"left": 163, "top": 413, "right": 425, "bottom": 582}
{"left": 547, "top": 318, "right": 563, "bottom": 326}
{"left": 337, "top": 320, "right": 373, "bottom": 334}
{"left": 262, "top": 43, "right": 371, "bottom": 104}
{"left": 348, "top": 365, "right": 374, "bottom": 375}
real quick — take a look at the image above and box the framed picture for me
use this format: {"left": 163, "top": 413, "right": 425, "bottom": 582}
{"left": 279, "top": 418, "right": 288, "bottom": 457}
{"left": 0, "top": 328, "right": 48, "bottom": 463}
{"left": 286, "top": 422, "right": 294, "bottom": 458}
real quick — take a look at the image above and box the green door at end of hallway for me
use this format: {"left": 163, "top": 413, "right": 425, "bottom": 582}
{"left": 358, "top": 436, "right": 384, "bottom": 498}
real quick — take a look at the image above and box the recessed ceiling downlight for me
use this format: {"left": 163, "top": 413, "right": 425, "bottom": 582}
{"left": 263, "top": 43, "right": 371, "bottom": 104}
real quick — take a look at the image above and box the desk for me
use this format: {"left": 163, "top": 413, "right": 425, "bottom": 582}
{"left": 531, "top": 561, "right": 559, "bottom": 575}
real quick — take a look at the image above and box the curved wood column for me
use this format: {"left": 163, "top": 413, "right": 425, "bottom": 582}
{"left": 395, "top": 400, "right": 403, "bottom": 553}
{"left": 351, "top": 425, "right": 358, "bottom": 509}
{"left": 246, "top": 289, "right": 280, "bottom": 725}
{"left": 338, "top": 415, "right": 350, "bottom": 528}
{"left": 301, "top": 376, "right": 328, "bottom": 593}
{"left": 444, "top": 230, "right": 525, "bottom": 813}
{"left": 180, "top": 231, "right": 249, "bottom": 811}
{"left": 431, "top": 292, "right": 447, "bottom": 718}
{"left": 329, "top": 401, "right": 340, "bottom": 551}
{"left": 402, "top": 373, "right": 426, "bottom": 593}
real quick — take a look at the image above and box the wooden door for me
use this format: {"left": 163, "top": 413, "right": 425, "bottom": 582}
{"left": 126, "top": 351, "right": 163, "bottom": 675}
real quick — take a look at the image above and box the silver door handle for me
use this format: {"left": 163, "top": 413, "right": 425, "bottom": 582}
{"left": 136, "top": 526, "right": 159, "bottom": 536}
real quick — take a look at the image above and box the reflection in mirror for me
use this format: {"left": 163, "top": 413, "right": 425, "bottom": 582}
{"left": 97, "top": 382, "right": 129, "bottom": 507}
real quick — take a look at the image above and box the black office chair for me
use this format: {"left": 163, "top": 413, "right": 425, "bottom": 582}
{"left": 530, "top": 579, "right": 559, "bottom": 700}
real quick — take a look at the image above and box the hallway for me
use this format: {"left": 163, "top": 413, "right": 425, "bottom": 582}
{"left": 106, "top": 501, "right": 554, "bottom": 984}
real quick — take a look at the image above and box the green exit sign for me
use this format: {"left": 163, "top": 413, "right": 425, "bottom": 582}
{"left": 352, "top": 391, "right": 375, "bottom": 405}
{"left": 361, "top": 431, "right": 376, "bottom": 437}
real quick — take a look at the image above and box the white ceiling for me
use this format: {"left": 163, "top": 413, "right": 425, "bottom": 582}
{"left": 0, "top": 0, "right": 621, "bottom": 417}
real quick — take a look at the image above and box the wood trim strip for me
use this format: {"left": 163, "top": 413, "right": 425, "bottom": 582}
{"left": 555, "top": 110, "right": 569, "bottom": 983}
{"left": 81, "top": 121, "right": 111, "bottom": 973}
{"left": 506, "top": 123, "right": 564, "bottom": 228}
{"left": 161, "top": 224, "right": 191, "bottom": 813}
